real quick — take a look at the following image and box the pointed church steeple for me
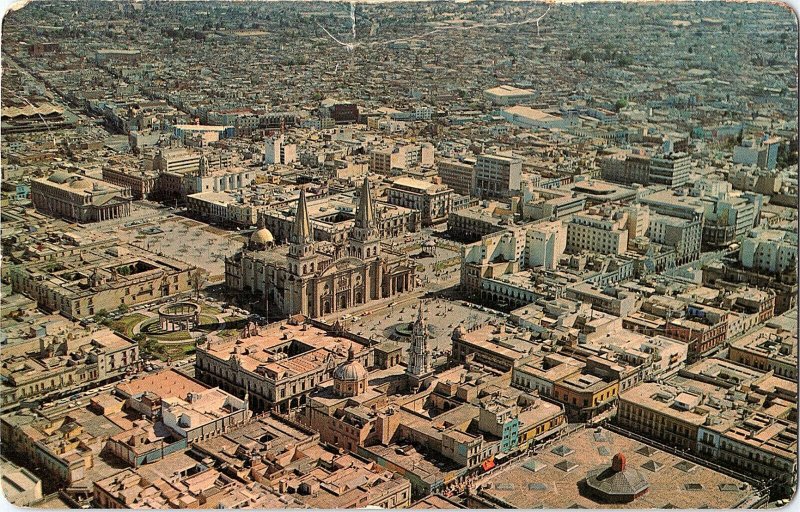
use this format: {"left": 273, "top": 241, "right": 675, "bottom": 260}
{"left": 355, "top": 177, "right": 376, "bottom": 229}
{"left": 288, "top": 188, "right": 317, "bottom": 279}
{"left": 291, "top": 188, "right": 312, "bottom": 245}
{"left": 349, "top": 177, "right": 381, "bottom": 259}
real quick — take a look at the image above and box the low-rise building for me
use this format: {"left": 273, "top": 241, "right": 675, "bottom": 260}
{"left": 552, "top": 366, "right": 619, "bottom": 421}
{"left": 500, "top": 106, "right": 572, "bottom": 130}
{"left": 467, "top": 426, "right": 764, "bottom": 509}
{"left": 728, "top": 325, "right": 797, "bottom": 380}
{"left": 451, "top": 323, "right": 537, "bottom": 372}
{"left": 161, "top": 387, "right": 250, "bottom": 443}
{"left": 94, "top": 459, "right": 294, "bottom": 509}
{"left": 564, "top": 283, "right": 637, "bottom": 317}
{"left": 0, "top": 328, "right": 139, "bottom": 410}
{"left": 195, "top": 319, "right": 371, "bottom": 414}
{"left": 31, "top": 172, "right": 132, "bottom": 223}
{"left": 484, "top": 85, "right": 536, "bottom": 105}
{"left": 8, "top": 240, "right": 195, "bottom": 319}
{"left": 1, "top": 458, "right": 43, "bottom": 506}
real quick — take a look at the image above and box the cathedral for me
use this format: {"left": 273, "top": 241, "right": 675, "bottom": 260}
{"left": 225, "top": 178, "right": 418, "bottom": 319}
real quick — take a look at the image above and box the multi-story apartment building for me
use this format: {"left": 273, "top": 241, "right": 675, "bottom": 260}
{"left": 448, "top": 201, "right": 511, "bottom": 240}
{"left": 649, "top": 151, "right": 691, "bottom": 187}
{"left": 739, "top": 228, "right": 797, "bottom": 275}
{"left": 733, "top": 136, "right": 781, "bottom": 170}
{"left": 473, "top": 153, "right": 522, "bottom": 199}
{"left": 702, "top": 195, "right": 762, "bottom": 248}
{"left": 436, "top": 157, "right": 475, "bottom": 195}
{"left": 647, "top": 213, "right": 703, "bottom": 265}
{"left": 460, "top": 227, "right": 526, "bottom": 298}
{"left": 600, "top": 151, "right": 651, "bottom": 185}
{"left": 263, "top": 133, "right": 297, "bottom": 165}
{"left": 565, "top": 206, "right": 630, "bottom": 256}
{"left": 600, "top": 150, "right": 690, "bottom": 188}
{"left": 386, "top": 177, "right": 453, "bottom": 225}
{"left": 369, "top": 142, "right": 434, "bottom": 175}
{"left": 524, "top": 221, "right": 567, "bottom": 270}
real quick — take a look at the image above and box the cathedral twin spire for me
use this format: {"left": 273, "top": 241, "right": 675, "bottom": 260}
{"left": 291, "top": 178, "right": 379, "bottom": 262}
{"left": 355, "top": 176, "right": 376, "bottom": 230}
{"left": 292, "top": 179, "right": 372, "bottom": 245}
{"left": 291, "top": 188, "right": 313, "bottom": 245}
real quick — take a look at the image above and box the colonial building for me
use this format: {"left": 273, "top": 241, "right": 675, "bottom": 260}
{"left": 8, "top": 241, "right": 195, "bottom": 320}
{"left": 195, "top": 318, "right": 372, "bottom": 414}
{"left": 225, "top": 178, "right": 417, "bottom": 319}
{"left": 30, "top": 172, "right": 132, "bottom": 223}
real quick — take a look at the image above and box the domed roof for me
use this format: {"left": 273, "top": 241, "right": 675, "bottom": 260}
{"left": 334, "top": 358, "right": 368, "bottom": 382}
{"left": 250, "top": 227, "right": 274, "bottom": 245}
{"left": 585, "top": 452, "right": 650, "bottom": 502}
{"left": 48, "top": 171, "right": 70, "bottom": 184}
{"left": 68, "top": 178, "right": 91, "bottom": 190}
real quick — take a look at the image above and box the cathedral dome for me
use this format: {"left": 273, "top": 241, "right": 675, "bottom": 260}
{"left": 69, "top": 178, "right": 91, "bottom": 189}
{"left": 250, "top": 227, "right": 274, "bottom": 246}
{"left": 333, "top": 345, "right": 368, "bottom": 398}
{"left": 333, "top": 359, "right": 368, "bottom": 382}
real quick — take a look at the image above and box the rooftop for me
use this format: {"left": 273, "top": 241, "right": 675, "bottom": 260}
{"left": 474, "top": 426, "right": 758, "bottom": 509}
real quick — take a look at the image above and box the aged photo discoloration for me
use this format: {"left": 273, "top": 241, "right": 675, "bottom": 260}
{"left": 0, "top": 1, "right": 797, "bottom": 509}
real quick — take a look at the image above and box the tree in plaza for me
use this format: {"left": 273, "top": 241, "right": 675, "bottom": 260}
{"left": 189, "top": 269, "right": 209, "bottom": 299}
